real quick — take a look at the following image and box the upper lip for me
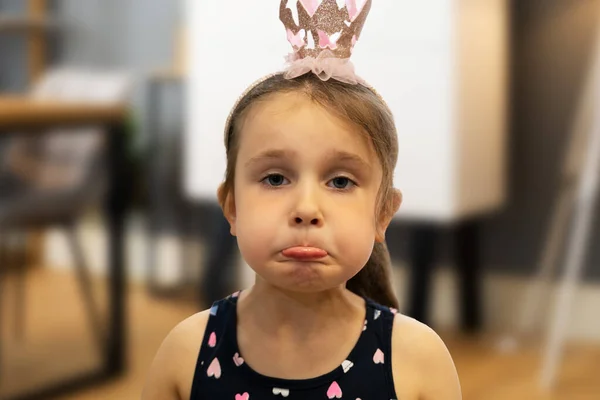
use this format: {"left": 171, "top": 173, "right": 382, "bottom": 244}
{"left": 285, "top": 242, "right": 324, "bottom": 249}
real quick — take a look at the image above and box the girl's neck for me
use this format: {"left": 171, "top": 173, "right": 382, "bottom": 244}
{"left": 238, "top": 279, "right": 365, "bottom": 338}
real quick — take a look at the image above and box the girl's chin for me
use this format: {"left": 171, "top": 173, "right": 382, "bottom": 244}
{"left": 252, "top": 263, "right": 352, "bottom": 293}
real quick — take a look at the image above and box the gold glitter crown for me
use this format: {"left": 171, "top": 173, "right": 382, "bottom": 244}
{"left": 280, "top": 0, "right": 373, "bottom": 59}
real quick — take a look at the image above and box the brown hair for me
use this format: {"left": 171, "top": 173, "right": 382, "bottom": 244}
{"left": 219, "top": 73, "right": 399, "bottom": 309}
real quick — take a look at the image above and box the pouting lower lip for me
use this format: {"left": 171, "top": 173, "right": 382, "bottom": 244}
{"left": 281, "top": 246, "right": 328, "bottom": 260}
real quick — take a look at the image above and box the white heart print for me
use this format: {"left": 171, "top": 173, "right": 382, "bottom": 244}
{"left": 273, "top": 388, "right": 290, "bottom": 397}
{"left": 342, "top": 359, "right": 354, "bottom": 373}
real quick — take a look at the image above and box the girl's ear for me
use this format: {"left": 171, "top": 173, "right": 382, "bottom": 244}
{"left": 217, "top": 184, "right": 237, "bottom": 236}
{"left": 375, "top": 189, "right": 402, "bottom": 243}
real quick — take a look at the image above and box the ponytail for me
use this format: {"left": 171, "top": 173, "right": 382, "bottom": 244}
{"left": 346, "top": 241, "right": 399, "bottom": 309}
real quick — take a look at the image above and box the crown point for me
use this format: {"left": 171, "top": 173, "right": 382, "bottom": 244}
{"left": 299, "top": 0, "right": 320, "bottom": 18}
{"left": 346, "top": 0, "right": 369, "bottom": 22}
{"left": 280, "top": 0, "right": 372, "bottom": 60}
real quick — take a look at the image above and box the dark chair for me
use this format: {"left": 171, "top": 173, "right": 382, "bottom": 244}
{"left": 0, "top": 68, "right": 131, "bottom": 379}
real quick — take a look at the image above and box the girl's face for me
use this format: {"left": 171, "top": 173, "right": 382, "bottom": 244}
{"left": 224, "top": 91, "right": 391, "bottom": 293}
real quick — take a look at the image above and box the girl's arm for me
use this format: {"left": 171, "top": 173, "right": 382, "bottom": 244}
{"left": 391, "top": 314, "right": 462, "bottom": 400}
{"left": 142, "top": 310, "right": 210, "bottom": 400}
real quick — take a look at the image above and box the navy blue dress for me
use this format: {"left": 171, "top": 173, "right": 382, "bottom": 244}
{"left": 190, "top": 293, "right": 399, "bottom": 399}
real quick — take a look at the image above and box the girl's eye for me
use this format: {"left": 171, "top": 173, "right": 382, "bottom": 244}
{"left": 328, "top": 177, "right": 356, "bottom": 190}
{"left": 262, "top": 174, "right": 289, "bottom": 187}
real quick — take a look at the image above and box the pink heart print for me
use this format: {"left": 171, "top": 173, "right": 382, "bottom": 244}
{"left": 235, "top": 393, "right": 249, "bottom": 400}
{"left": 318, "top": 30, "right": 341, "bottom": 50}
{"left": 287, "top": 28, "right": 306, "bottom": 48}
{"left": 327, "top": 381, "right": 343, "bottom": 399}
{"left": 373, "top": 348, "right": 384, "bottom": 364}
{"left": 206, "top": 358, "right": 221, "bottom": 379}
{"left": 233, "top": 352, "right": 245, "bottom": 367}
{"left": 208, "top": 332, "right": 217, "bottom": 347}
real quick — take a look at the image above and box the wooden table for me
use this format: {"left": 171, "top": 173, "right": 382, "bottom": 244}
{"left": 0, "top": 96, "right": 129, "bottom": 400}
{"left": 0, "top": 96, "right": 126, "bottom": 129}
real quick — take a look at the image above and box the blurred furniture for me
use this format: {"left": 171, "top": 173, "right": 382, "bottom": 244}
{"left": 144, "top": 22, "right": 206, "bottom": 298}
{"left": 407, "top": 220, "right": 482, "bottom": 330}
{"left": 542, "top": 76, "right": 600, "bottom": 389}
{"left": 393, "top": 0, "right": 508, "bottom": 331}
{"left": 145, "top": 21, "right": 243, "bottom": 305}
{"left": 512, "top": 23, "right": 600, "bottom": 388}
{"left": 145, "top": 68, "right": 189, "bottom": 295}
{"left": 0, "top": 68, "right": 130, "bottom": 387}
{"left": 1, "top": 0, "right": 60, "bottom": 275}
{"left": 198, "top": 203, "right": 239, "bottom": 306}
{"left": 0, "top": 82, "right": 130, "bottom": 400}
{"left": 0, "top": 0, "right": 53, "bottom": 85}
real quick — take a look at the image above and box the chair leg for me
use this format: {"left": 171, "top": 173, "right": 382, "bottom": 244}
{"left": 541, "top": 186, "right": 598, "bottom": 388}
{"left": 455, "top": 220, "right": 483, "bottom": 333}
{"left": 541, "top": 75, "right": 600, "bottom": 387}
{"left": 14, "top": 232, "right": 27, "bottom": 342}
{"left": 517, "top": 187, "right": 574, "bottom": 338}
{"left": 0, "top": 234, "right": 5, "bottom": 381}
{"left": 65, "top": 224, "right": 105, "bottom": 354}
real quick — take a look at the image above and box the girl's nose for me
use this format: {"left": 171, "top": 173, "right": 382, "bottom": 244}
{"left": 290, "top": 184, "right": 324, "bottom": 227}
{"left": 293, "top": 215, "right": 321, "bottom": 226}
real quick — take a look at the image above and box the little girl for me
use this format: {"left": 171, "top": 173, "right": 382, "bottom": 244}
{"left": 143, "top": 1, "right": 461, "bottom": 399}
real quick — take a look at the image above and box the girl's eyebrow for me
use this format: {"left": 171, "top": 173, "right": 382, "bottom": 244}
{"left": 245, "top": 149, "right": 296, "bottom": 167}
{"left": 245, "top": 149, "right": 371, "bottom": 171}
{"left": 327, "top": 150, "right": 372, "bottom": 171}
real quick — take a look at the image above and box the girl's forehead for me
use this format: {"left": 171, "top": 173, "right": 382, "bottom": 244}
{"left": 239, "top": 91, "right": 375, "bottom": 154}
{"left": 244, "top": 91, "right": 343, "bottom": 126}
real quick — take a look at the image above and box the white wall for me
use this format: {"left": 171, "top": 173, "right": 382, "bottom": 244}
{"left": 454, "top": 0, "right": 509, "bottom": 219}
{"left": 184, "top": 0, "right": 289, "bottom": 201}
{"left": 352, "top": 0, "right": 456, "bottom": 221}
{"left": 184, "top": 0, "right": 507, "bottom": 222}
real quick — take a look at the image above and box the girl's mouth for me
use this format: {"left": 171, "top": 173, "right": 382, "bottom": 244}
{"left": 281, "top": 246, "right": 328, "bottom": 260}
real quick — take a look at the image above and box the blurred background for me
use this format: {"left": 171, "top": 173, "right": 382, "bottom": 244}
{"left": 1, "top": 0, "right": 600, "bottom": 399}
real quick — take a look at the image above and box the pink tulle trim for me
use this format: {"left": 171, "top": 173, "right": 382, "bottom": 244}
{"left": 282, "top": 50, "right": 367, "bottom": 86}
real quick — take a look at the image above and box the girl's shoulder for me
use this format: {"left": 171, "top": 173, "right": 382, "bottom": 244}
{"left": 142, "top": 309, "right": 212, "bottom": 400}
{"left": 390, "top": 314, "right": 462, "bottom": 400}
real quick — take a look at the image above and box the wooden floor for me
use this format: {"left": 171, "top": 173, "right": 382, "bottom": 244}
{"left": 1, "top": 269, "right": 599, "bottom": 400}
